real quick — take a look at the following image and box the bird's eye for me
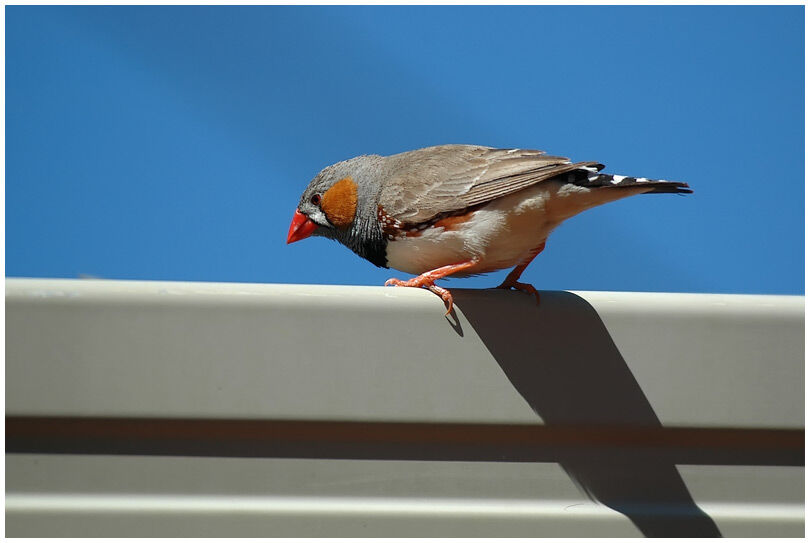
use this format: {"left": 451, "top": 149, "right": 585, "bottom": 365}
{"left": 311, "top": 194, "right": 321, "bottom": 206}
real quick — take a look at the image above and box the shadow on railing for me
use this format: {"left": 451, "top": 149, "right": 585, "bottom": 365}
{"left": 451, "top": 289, "right": 722, "bottom": 537}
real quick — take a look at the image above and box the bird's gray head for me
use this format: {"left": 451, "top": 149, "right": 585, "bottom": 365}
{"left": 287, "top": 154, "right": 389, "bottom": 267}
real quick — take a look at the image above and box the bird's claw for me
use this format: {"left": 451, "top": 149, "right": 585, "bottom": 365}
{"left": 496, "top": 280, "right": 540, "bottom": 305}
{"left": 385, "top": 276, "right": 454, "bottom": 315}
{"left": 428, "top": 284, "right": 454, "bottom": 315}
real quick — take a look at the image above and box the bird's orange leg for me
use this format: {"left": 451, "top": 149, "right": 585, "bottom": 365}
{"left": 496, "top": 242, "right": 546, "bottom": 304}
{"left": 385, "top": 259, "right": 479, "bottom": 315}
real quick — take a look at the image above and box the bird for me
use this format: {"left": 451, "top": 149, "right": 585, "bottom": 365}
{"left": 287, "top": 144, "right": 691, "bottom": 314}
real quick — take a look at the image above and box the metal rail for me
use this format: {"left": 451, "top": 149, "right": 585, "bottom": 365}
{"left": 5, "top": 279, "right": 804, "bottom": 537}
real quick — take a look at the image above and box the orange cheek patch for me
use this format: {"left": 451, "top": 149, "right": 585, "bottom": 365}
{"left": 321, "top": 177, "right": 358, "bottom": 229}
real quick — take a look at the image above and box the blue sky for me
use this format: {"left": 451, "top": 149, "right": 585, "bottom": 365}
{"left": 6, "top": 6, "right": 804, "bottom": 294}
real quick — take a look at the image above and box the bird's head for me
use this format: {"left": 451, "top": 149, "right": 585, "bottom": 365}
{"left": 287, "top": 155, "right": 383, "bottom": 245}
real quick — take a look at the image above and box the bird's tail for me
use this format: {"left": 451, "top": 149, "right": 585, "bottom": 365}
{"left": 568, "top": 163, "right": 692, "bottom": 194}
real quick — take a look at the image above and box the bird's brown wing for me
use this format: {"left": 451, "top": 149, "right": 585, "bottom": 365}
{"left": 378, "top": 144, "right": 600, "bottom": 224}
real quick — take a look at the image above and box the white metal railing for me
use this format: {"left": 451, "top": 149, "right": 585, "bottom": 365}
{"left": 5, "top": 279, "right": 804, "bottom": 537}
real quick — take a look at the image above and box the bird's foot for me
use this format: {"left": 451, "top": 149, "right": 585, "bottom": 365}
{"left": 385, "top": 276, "right": 455, "bottom": 315}
{"left": 495, "top": 279, "right": 540, "bottom": 305}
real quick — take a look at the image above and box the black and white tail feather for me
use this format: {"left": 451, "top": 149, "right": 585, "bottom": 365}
{"left": 568, "top": 164, "right": 692, "bottom": 194}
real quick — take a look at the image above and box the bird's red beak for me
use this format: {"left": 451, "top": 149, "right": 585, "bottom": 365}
{"left": 287, "top": 209, "right": 318, "bottom": 244}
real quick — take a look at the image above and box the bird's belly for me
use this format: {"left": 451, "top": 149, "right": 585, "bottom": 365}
{"left": 385, "top": 184, "right": 562, "bottom": 276}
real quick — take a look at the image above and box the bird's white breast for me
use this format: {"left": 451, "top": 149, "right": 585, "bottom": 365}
{"left": 384, "top": 180, "right": 646, "bottom": 276}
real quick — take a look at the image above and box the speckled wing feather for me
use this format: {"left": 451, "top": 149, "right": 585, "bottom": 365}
{"left": 378, "top": 144, "right": 601, "bottom": 224}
